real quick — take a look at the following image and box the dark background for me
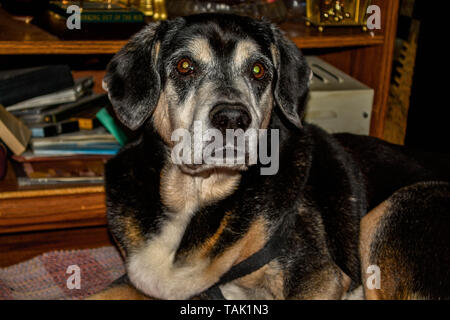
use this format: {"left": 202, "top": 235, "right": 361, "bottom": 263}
{"left": 404, "top": 0, "right": 449, "bottom": 154}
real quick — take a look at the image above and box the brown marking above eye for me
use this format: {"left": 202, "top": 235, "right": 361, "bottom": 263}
{"left": 252, "top": 62, "right": 265, "bottom": 80}
{"left": 177, "top": 58, "right": 194, "bottom": 75}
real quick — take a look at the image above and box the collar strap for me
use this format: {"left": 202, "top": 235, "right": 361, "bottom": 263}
{"left": 202, "top": 216, "right": 289, "bottom": 300}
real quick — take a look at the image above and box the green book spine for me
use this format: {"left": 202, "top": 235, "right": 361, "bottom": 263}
{"left": 81, "top": 12, "right": 144, "bottom": 23}
{"left": 48, "top": 2, "right": 144, "bottom": 23}
{"left": 96, "top": 108, "right": 128, "bottom": 146}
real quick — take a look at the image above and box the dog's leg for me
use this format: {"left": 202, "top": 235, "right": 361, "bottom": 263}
{"left": 86, "top": 284, "right": 149, "bottom": 300}
{"left": 360, "top": 182, "right": 450, "bottom": 300}
{"left": 290, "top": 263, "right": 352, "bottom": 300}
{"left": 86, "top": 275, "right": 150, "bottom": 300}
{"left": 360, "top": 199, "right": 390, "bottom": 300}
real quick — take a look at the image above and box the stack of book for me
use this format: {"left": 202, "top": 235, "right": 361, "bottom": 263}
{"left": 0, "top": 65, "right": 124, "bottom": 186}
{"left": 35, "top": 0, "right": 147, "bottom": 40}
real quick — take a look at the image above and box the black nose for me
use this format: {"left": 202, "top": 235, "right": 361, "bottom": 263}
{"left": 209, "top": 104, "right": 251, "bottom": 134}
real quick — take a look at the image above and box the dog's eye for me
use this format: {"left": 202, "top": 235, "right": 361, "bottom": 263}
{"left": 177, "top": 58, "right": 194, "bottom": 75}
{"left": 252, "top": 63, "right": 265, "bottom": 80}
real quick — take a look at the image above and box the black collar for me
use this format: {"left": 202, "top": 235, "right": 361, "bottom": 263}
{"left": 202, "top": 214, "right": 290, "bottom": 300}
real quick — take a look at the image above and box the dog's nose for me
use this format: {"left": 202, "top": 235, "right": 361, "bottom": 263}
{"left": 209, "top": 104, "right": 251, "bottom": 133}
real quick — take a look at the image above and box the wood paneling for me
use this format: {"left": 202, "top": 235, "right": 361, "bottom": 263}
{"left": 0, "top": 192, "right": 107, "bottom": 234}
{"left": 0, "top": 162, "right": 106, "bottom": 234}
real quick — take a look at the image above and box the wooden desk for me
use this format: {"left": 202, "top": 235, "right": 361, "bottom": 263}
{"left": 0, "top": 164, "right": 112, "bottom": 267}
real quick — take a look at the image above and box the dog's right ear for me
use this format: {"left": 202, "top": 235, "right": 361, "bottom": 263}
{"left": 103, "top": 22, "right": 167, "bottom": 130}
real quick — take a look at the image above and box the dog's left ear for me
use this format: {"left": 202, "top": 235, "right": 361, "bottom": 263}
{"left": 102, "top": 22, "right": 168, "bottom": 130}
{"left": 270, "top": 26, "right": 311, "bottom": 128}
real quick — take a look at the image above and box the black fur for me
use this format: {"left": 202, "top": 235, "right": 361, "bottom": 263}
{"left": 370, "top": 182, "right": 450, "bottom": 299}
{"left": 270, "top": 26, "right": 310, "bottom": 128}
{"left": 103, "top": 22, "right": 168, "bottom": 130}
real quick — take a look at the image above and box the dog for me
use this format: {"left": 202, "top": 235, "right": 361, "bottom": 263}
{"left": 89, "top": 13, "right": 450, "bottom": 300}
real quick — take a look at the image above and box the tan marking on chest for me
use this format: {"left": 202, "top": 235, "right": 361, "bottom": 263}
{"left": 199, "top": 210, "right": 233, "bottom": 257}
{"left": 160, "top": 164, "right": 241, "bottom": 213}
{"left": 126, "top": 164, "right": 243, "bottom": 299}
{"left": 201, "top": 217, "right": 268, "bottom": 280}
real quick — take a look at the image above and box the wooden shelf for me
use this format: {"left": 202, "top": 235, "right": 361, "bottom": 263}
{"left": 0, "top": 40, "right": 128, "bottom": 55}
{"left": 0, "top": 8, "right": 383, "bottom": 55}
{"left": 280, "top": 22, "right": 384, "bottom": 49}
{"left": 0, "top": 162, "right": 107, "bottom": 235}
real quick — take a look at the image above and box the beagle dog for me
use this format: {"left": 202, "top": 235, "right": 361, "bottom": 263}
{"left": 89, "top": 14, "right": 450, "bottom": 300}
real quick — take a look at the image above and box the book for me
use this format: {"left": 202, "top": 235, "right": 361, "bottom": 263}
{"left": 35, "top": 1, "right": 146, "bottom": 40}
{"left": 0, "top": 104, "right": 31, "bottom": 155}
{"left": 76, "top": 117, "right": 100, "bottom": 130}
{"left": 96, "top": 107, "right": 128, "bottom": 146}
{"left": 12, "top": 152, "right": 113, "bottom": 163}
{"left": 71, "top": 104, "right": 103, "bottom": 130}
{"left": 32, "top": 148, "right": 119, "bottom": 156}
{"left": 8, "top": 104, "right": 59, "bottom": 125}
{"left": 30, "top": 127, "right": 120, "bottom": 156}
{"left": 42, "top": 93, "right": 110, "bottom": 124}
{"left": 31, "top": 148, "right": 119, "bottom": 156}
{"left": 48, "top": 1, "right": 145, "bottom": 23}
{"left": 29, "top": 120, "right": 80, "bottom": 138}
{"left": 31, "top": 127, "right": 116, "bottom": 146}
{"left": 12, "top": 158, "right": 107, "bottom": 186}
{"left": 0, "top": 65, "right": 74, "bottom": 107}
{"left": 5, "top": 77, "right": 94, "bottom": 112}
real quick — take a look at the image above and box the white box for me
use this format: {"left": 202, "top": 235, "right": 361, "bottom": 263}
{"left": 304, "top": 56, "right": 374, "bottom": 135}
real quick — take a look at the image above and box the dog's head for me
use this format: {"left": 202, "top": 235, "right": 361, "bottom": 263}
{"left": 104, "top": 14, "right": 311, "bottom": 174}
